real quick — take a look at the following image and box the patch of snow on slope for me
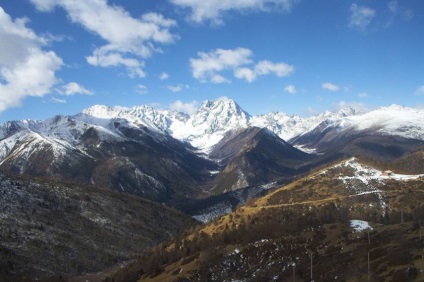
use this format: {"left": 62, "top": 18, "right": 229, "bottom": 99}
{"left": 293, "top": 145, "right": 320, "bottom": 154}
{"left": 328, "top": 158, "right": 424, "bottom": 211}
{"left": 350, "top": 220, "right": 372, "bottom": 232}
{"left": 337, "top": 158, "right": 424, "bottom": 183}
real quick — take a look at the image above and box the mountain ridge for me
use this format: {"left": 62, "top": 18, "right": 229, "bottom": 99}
{"left": 0, "top": 98, "right": 422, "bottom": 203}
{"left": 3, "top": 100, "right": 423, "bottom": 154}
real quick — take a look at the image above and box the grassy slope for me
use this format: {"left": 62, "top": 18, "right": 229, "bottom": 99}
{"left": 110, "top": 158, "right": 424, "bottom": 282}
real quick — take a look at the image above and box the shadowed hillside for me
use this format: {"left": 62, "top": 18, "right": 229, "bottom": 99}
{"left": 0, "top": 174, "right": 196, "bottom": 281}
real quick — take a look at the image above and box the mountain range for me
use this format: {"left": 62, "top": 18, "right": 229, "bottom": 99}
{"left": 1, "top": 98, "right": 423, "bottom": 280}
{"left": 0, "top": 98, "right": 423, "bottom": 204}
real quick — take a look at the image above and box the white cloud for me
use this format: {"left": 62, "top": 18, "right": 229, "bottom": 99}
{"left": 58, "top": 82, "right": 93, "bottom": 96}
{"left": 136, "top": 84, "right": 148, "bottom": 95}
{"left": 255, "top": 60, "right": 294, "bottom": 77}
{"left": 167, "top": 84, "right": 189, "bottom": 93}
{"left": 0, "top": 7, "right": 63, "bottom": 112}
{"left": 87, "top": 50, "right": 146, "bottom": 78}
{"left": 387, "top": 0, "right": 413, "bottom": 21}
{"left": 190, "top": 48, "right": 293, "bottom": 83}
{"left": 415, "top": 86, "right": 424, "bottom": 96}
{"left": 167, "top": 85, "right": 183, "bottom": 93}
{"left": 170, "top": 0, "right": 296, "bottom": 24}
{"left": 333, "top": 101, "right": 367, "bottom": 112}
{"left": 190, "top": 47, "right": 253, "bottom": 83}
{"left": 322, "top": 82, "right": 340, "bottom": 92}
{"left": 30, "top": 0, "right": 177, "bottom": 78}
{"left": 51, "top": 97, "right": 66, "bottom": 104}
{"left": 358, "top": 92, "right": 368, "bottom": 98}
{"left": 284, "top": 84, "right": 296, "bottom": 94}
{"left": 211, "top": 74, "right": 231, "bottom": 84}
{"left": 169, "top": 100, "right": 198, "bottom": 114}
{"left": 234, "top": 67, "right": 257, "bottom": 83}
{"left": 160, "top": 72, "right": 169, "bottom": 80}
{"left": 349, "top": 3, "right": 375, "bottom": 30}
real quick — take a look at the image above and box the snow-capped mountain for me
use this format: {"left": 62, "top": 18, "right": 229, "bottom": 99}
{"left": 10, "top": 98, "right": 420, "bottom": 154}
{"left": 0, "top": 110, "right": 218, "bottom": 203}
{"left": 79, "top": 99, "right": 422, "bottom": 154}
{"left": 0, "top": 97, "right": 422, "bottom": 202}
{"left": 170, "top": 97, "right": 250, "bottom": 150}
{"left": 250, "top": 107, "right": 360, "bottom": 144}
{"left": 291, "top": 104, "right": 424, "bottom": 153}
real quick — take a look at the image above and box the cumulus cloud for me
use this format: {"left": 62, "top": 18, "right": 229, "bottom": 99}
{"left": 191, "top": 48, "right": 253, "bottom": 82}
{"left": 30, "top": 0, "right": 177, "bottom": 78}
{"left": 415, "top": 86, "right": 424, "bottom": 96}
{"left": 349, "top": 3, "right": 375, "bottom": 30}
{"left": 190, "top": 48, "right": 293, "bottom": 83}
{"left": 167, "top": 84, "right": 189, "bottom": 93}
{"left": 58, "top": 82, "right": 93, "bottom": 96}
{"left": 169, "top": 100, "right": 198, "bottom": 114}
{"left": 0, "top": 7, "right": 63, "bottom": 112}
{"left": 254, "top": 60, "right": 293, "bottom": 77}
{"left": 160, "top": 72, "right": 169, "bottom": 80}
{"left": 170, "top": 0, "right": 296, "bottom": 24}
{"left": 322, "top": 82, "right": 340, "bottom": 92}
{"left": 135, "top": 84, "right": 148, "bottom": 95}
{"left": 284, "top": 84, "right": 296, "bottom": 94}
{"left": 234, "top": 67, "right": 257, "bottom": 83}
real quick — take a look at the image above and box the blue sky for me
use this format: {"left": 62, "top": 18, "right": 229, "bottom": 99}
{"left": 0, "top": 0, "right": 423, "bottom": 122}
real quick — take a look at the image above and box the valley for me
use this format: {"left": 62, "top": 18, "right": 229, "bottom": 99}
{"left": 0, "top": 98, "right": 423, "bottom": 281}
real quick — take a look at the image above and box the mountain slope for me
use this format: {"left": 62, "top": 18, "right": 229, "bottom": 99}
{"left": 209, "top": 127, "right": 315, "bottom": 193}
{"left": 291, "top": 105, "right": 424, "bottom": 156}
{"left": 389, "top": 145, "right": 424, "bottom": 174}
{"left": 0, "top": 99, "right": 422, "bottom": 204}
{"left": 109, "top": 158, "right": 424, "bottom": 282}
{"left": 0, "top": 114, "right": 217, "bottom": 203}
{"left": 0, "top": 174, "right": 195, "bottom": 280}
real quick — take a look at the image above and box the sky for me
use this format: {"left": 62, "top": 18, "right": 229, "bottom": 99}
{"left": 0, "top": 0, "right": 423, "bottom": 122}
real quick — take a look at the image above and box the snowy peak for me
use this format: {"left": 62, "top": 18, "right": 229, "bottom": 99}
{"left": 81, "top": 105, "right": 126, "bottom": 119}
{"left": 337, "top": 106, "right": 361, "bottom": 117}
{"left": 1, "top": 99, "right": 422, "bottom": 155}
{"left": 333, "top": 105, "right": 424, "bottom": 139}
{"left": 167, "top": 98, "right": 252, "bottom": 151}
{"left": 192, "top": 98, "right": 250, "bottom": 127}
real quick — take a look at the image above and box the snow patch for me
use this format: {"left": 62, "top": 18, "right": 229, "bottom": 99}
{"left": 350, "top": 220, "right": 372, "bottom": 232}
